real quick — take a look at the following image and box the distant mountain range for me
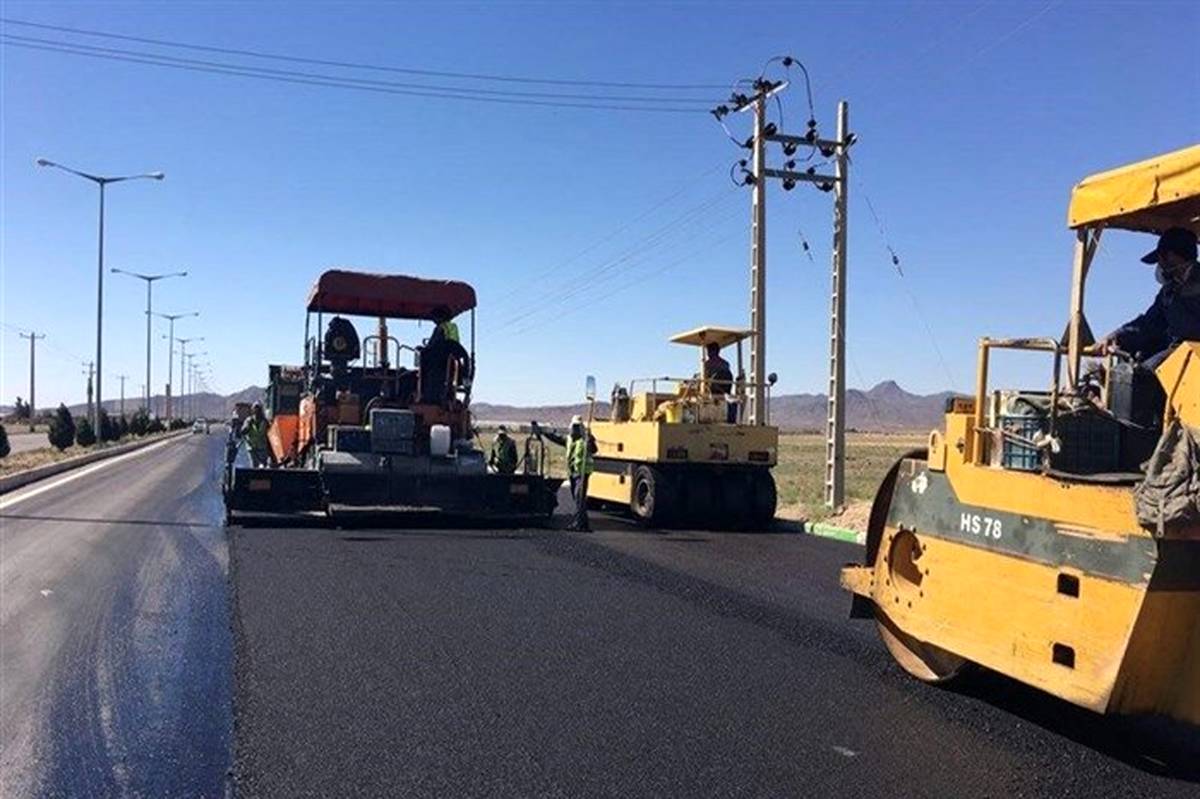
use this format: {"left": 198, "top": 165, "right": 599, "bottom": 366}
{"left": 472, "top": 380, "right": 953, "bottom": 432}
{"left": 12, "top": 380, "right": 951, "bottom": 432}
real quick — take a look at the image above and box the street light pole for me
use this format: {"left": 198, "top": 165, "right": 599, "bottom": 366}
{"left": 111, "top": 268, "right": 187, "bottom": 417}
{"left": 187, "top": 352, "right": 208, "bottom": 419}
{"left": 36, "top": 158, "right": 164, "bottom": 440}
{"left": 177, "top": 337, "right": 204, "bottom": 419}
{"left": 156, "top": 311, "right": 199, "bottom": 419}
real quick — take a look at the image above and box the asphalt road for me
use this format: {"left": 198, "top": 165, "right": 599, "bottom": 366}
{"left": 2, "top": 435, "right": 1198, "bottom": 797}
{"left": 0, "top": 433, "right": 232, "bottom": 797}
{"left": 231, "top": 508, "right": 1200, "bottom": 795}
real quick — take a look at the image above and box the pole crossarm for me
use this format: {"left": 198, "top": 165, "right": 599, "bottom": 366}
{"left": 761, "top": 168, "right": 839, "bottom": 185}
{"left": 763, "top": 132, "right": 851, "bottom": 152}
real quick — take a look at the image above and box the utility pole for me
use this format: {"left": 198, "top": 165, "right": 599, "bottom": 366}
{"left": 748, "top": 90, "right": 770, "bottom": 425}
{"left": 84, "top": 362, "right": 95, "bottom": 425}
{"left": 118, "top": 374, "right": 128, "bottom": 418}
{"left": 825, "top": 101, "right": 851, "bottom": 511}
{"left": 19, "top": 331, "right": 45, "bottom": 430}
{"left": 713, "top": 59, "right": 855, "bottom": 508}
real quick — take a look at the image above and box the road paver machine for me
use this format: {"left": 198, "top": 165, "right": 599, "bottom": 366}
{"left": 841, "top": 144, "right": 1200, "bottom": 725}
{"left": 588, "top": 326, "right": 778, "bottom": 528}
{"left": 224, "top": 269, "right": 561, "bottom": 523}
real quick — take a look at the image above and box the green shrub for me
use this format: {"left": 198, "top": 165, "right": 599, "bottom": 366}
{"left": 98, "top": 409, "right": 121, "bottom": 442}
{"left": 76, "top": 417, "right": 97, "bottom": 447}
{"left": 147, "top": 418, "right": 166, "bottom": 434}
{"left": 48, "top": 404, "right": 76, "bottom": 450}
{"left": 0, "top": 424, "right": 9, "bottom": 459}
{"left": 169, "top": 418, "right": 189, "bottom": 431}
{"left": 129, "top": 408, "right": 150, "bottom": 436}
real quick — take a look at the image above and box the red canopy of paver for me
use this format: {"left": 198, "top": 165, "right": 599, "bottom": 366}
{"left": 305, "top": 270, "right": 477, "bottom": 320}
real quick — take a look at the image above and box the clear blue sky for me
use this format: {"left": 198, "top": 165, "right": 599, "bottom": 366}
{"left": 2, "top": 0, "right": 1197, "bottom": 410}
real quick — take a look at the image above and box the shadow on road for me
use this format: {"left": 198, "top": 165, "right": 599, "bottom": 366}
{"left": 536, "top": 530, "right": 1200, "bottom": 784}
{"left": 951, "top": 668, "right": 1200, "bottom": 782}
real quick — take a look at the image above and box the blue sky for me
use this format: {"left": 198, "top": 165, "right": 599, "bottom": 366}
{"left": 2, "top": 0, "right": 1198, "bottom": 410}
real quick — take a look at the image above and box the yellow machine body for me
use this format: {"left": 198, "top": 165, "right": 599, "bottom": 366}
{"left": 841, "top": 143, "right": 1200, "bottom": 725}
{"left": 588, "top": 326, "right": 780, "bottom": 528}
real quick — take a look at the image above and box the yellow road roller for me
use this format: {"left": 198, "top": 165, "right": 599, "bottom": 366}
{"left": 588, "top": 326, "right": 778, "bottom": 528}
{"left": 841, "top": 144, "right": 1200, "bottom": 725}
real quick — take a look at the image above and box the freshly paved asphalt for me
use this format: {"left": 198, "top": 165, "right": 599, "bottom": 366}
{"left": 2, "top": 434, "right": 1198, "bottom": 797}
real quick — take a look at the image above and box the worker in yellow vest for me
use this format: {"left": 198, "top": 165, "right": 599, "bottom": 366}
{"left": 242, "top": 402, "right": 272, "bottom": 468}
{"left": 538, "top": 415, "right": 595, "bottom": 532}
{"left": 431, "top": 305, "right": 460, "bottom": 343}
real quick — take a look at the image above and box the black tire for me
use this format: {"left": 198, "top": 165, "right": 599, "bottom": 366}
{"left": 714, "top": 470, "right": 749, "bottom": 530}
{"left": 750, "top": 470, "right": 777, "bottom": 528}
{"left": 683, "top": 469, "right": 716, "bottom": 529}
{"left": 631, "top": 465, "right": 660, "bottom": 525}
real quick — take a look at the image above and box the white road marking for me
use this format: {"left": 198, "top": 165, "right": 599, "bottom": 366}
{"left": 0, "top": 437, "right": 183, "bottom": 511}
{"left": 832, "top": 746, "right": 859, "bottom": 758}
{"left": 39, "top": 589, "right": 53, "bottom": 597}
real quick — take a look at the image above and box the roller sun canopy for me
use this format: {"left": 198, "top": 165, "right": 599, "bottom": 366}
{"left": 306, "top": 269, "right": 477, "bottom": 320}
{"left": 669, "top": 326, "right": 755, "bottom": 348}
{"left": 1068, "top": 144, "right": 1200, "bottom": 234}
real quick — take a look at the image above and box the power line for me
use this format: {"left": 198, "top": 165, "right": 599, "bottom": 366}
{"left": 491, "top": 164, "right": 724, "bottom": 307}
{"left": 0, "top": 38, "right": 711, "bottom": 114}
{"left": 497, "top": 187, "right": 739, "bottom": 329}
{"left": 0, "top": 33, "right": 716, "bottom": 105}
{"left": 0, "top": 17, "right": 729, "bottom": 91}
{"left": 510, "top": 217, "right": 745, "bottom": 335}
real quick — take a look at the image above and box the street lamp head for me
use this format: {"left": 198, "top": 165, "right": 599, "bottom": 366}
{"left": 35, "top": 157, "right": 53, "bottom": 167}
{"left": 149, "top": 172, "right": 165, "bottom": 181}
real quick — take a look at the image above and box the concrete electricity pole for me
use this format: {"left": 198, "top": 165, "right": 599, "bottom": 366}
{"left": 84, "top": 362, "right": 95, "bottom": 426}
{"left": 712, "top": 59, "right": 855, "bottom": 508}
{"left": 18, "top": 331, "right": 45, "bottom": 430}
{"left": 118, "top": 374, "right": 129, "bottom": 418}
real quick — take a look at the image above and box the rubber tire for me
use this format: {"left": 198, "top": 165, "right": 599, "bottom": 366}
{"left": 632, "top": 465, "right": 660, "bottom": 525}
{"left": 683, "top": 470, "right": 717, "bottom": 529}
{"left": 750, "top": 470, "right": 777, "bottom": 528}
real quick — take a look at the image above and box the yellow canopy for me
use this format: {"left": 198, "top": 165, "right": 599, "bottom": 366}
{"left": 669, "top": 326, "right": 754, "bottom": 348}
{"left": 1068, "top": 144, "right": 1200, "bottom": 233}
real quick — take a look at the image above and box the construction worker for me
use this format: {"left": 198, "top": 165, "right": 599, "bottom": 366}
{"left": 535, "top": 416, "right": 596, "bottom": 532}
{"left": 431, "top": 305, "right": 461, "bottom": 343}
{"left": 420, "top": 308, "right": 470, "bottom": 405}
{"left": 243, "top": 402, "right": 272, "bottom": 468}
{"left": 703, "top": 342, "right": 734, "bottom": 395}
{"left": 1104, "top": 227, "right": 1200, "bottom": 369}
{"left": 489, "top": 425, "right": 519, "bottom": 475}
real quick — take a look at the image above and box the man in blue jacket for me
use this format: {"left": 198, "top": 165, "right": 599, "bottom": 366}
{"left": 1106, "top": 227, "right": 1200, "bottom": 369}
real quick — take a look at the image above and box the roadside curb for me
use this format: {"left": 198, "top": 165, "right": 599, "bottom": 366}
{"left": 803, "top": 522, "right": 865, "bottom": 545}
{"left": 0, "top": 431, "right": 191, "bottom": 495}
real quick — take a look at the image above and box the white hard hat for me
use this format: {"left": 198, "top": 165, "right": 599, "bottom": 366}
{"left": 570, "top": 414, "right": 583, "bottom": 425}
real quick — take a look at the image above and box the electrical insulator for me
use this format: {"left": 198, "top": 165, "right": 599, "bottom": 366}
{"left": 783, "top": 180, "right": 796, "bottom": 191}
{"left": 783, "top": 142, "right": 797, "bottom": 156}
{"left": 785, "top": 160, "right": 796, "bottom": 170}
